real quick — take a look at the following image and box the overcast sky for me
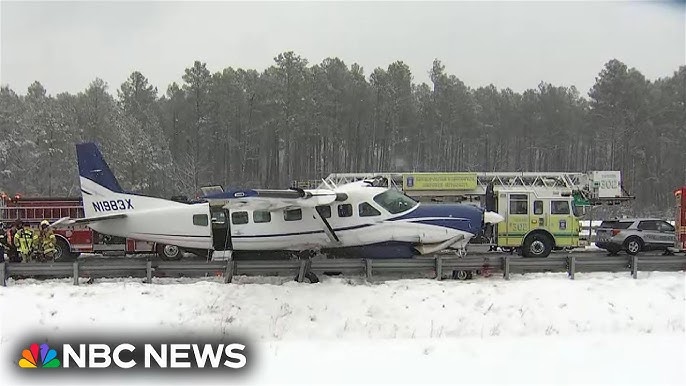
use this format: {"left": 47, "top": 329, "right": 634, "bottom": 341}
{"left": 1, "top": 0, "right": 684, "bottom": 97}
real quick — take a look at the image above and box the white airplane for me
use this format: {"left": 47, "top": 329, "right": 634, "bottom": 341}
{"left": 62, "top": 142, "right": 504, "bottom": 260}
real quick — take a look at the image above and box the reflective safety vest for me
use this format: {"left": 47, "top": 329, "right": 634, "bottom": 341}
{"left": 14, "top": 227, "right": 34, "bottom": 253}
{"left": 36, "top": 230, "right": 57, "bottom": 253}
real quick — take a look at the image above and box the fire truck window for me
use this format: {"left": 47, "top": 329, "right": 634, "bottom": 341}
{"left": 316, "top": 205, "right": 331, "bottom": 218}
{"left": 193, "top": 214, "right": 208, "bottom": 226}
{"left": 551, "top": 201, "right": 570, "bottom": 215}
{"left": 509, "top": 195, "right": 528, "bottom": 215}
{"left": 533, "top": 200, "right": 543, "bottom": 215}
{"left": 231, "top": 211, "right": 249, "bottom": 225}
{"left": 284, "top": 208, "right": 302, "bottom": 221}
{"left": 253, "top": 210, "right": 271, "bottom": 223}
{"left": 338, "top": 204, "right": 353, "bottom": 218}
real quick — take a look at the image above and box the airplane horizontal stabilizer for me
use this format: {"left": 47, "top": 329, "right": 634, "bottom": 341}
{"left": 52, "top": 213, "right": 127, "bottom": 227}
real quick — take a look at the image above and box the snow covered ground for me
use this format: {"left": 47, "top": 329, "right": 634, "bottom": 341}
{"left": 1, "top": 271, "right": 684, "bottom": 385}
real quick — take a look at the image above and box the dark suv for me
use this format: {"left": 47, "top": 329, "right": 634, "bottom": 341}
{"left": 595, "top": 218, "right": 675, "bottom": 255}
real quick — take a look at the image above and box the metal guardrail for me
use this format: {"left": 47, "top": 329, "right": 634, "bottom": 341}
{"left": 1, "top": 254, "right": 685, "bottom": 286}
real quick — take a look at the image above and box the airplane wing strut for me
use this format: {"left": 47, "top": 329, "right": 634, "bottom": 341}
{"left": 313, "top": 206, "right": 341, "bottom": 245}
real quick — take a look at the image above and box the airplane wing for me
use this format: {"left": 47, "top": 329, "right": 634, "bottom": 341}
{"left": 202, "top": 188, "right": 343, "bottom": 211}
{"left": 51, "top": 213, "right": 127, "bottom": 227}
{"left": 202, "top": 186, "right": 348, "bottom": 245}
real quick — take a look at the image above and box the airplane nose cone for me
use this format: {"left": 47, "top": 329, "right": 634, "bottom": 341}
{"left": 484, "top": 211, "right": 505, "bottom": 224}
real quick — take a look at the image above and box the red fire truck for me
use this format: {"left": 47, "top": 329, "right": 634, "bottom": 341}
{"left": 0, "top": 192, "right": 171, "bottom": 260}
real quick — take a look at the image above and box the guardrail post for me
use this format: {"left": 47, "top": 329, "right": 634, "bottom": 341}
{"left": 146, "top": 261, "right": 152, "bottom": 283}
{"left": 224, "top": 260, "right": 234, "bottom": 284}
{"left": 365, "top": 259, "right": 372, "bottom": 279}
{"left": 632, "top": 255, "right": 638, "bottom": 279}
{"left": 0, "top": 262, "right": 6, "bottom": 286}
{"left": 435, "top": 257, "right": 443, "bottom": 280}
{"left": 568, "top": 256, "right": 576, "bottom": 280}
{"left": 503, "top": 256, "right": 510, "bottom": 280}
{"left": 73, "top": 261, "right": 79, "bottom": 286}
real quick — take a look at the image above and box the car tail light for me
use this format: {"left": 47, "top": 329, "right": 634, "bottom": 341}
{"left": 611, "top": 229, "right": 621, "bottom": 236}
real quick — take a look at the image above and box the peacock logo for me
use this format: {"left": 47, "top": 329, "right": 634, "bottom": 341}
{"left": 18, "top": 343, "right": 61, "bottom": 368}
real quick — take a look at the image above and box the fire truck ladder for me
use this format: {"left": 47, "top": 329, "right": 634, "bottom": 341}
{"left": 293, "top": 171, "right": 633, "bottom": 205}
{"left": 313, "top": 172, "right": 584, "bottom": 193}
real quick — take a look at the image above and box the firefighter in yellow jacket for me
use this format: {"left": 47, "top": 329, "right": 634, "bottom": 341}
{"left": 13, "top": 221, "right": 35, "bottom": 262}
{"left": 35, "top": 220, "right": 57, "bottom": 262}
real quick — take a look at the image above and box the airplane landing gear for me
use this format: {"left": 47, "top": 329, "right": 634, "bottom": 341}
{"left": 292, "top": 253, "right": 320, "bottom": 283}
{"left": 452, "top": 270, "right": 473, "bottom": 280}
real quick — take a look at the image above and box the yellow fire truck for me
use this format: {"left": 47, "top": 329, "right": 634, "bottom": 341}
{"left": 293, "top": 171, "right": 633, "bottom": 257}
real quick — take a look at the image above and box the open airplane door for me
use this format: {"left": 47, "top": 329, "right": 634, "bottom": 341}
{"left": 201, "top": 186, "right": 233, "bottom": 260}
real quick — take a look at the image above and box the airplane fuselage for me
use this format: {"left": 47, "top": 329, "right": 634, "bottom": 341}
{"left": 85, "top": 182, "right": 485, "bottom": 259}
{"left": 74, "top": 142, "right": 502, "bottom": 259}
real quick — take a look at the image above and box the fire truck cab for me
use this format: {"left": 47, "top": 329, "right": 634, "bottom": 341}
{"left": 0, "top": 193, "right": 161, "bottom": 260}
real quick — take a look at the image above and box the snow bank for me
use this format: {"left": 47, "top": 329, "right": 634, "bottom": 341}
{"left": 1, "top": 272, "right": 684, "bottom": 385}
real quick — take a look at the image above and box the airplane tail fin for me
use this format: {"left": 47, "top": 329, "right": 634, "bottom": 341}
{"left": 76, "top": 142, "right": 134, "bottom": 218}
{"left": 77, "top": 142, "right": 124, "bottom": 194}
{"left": 76, "top": 142, "right": 185, "bottom": 219}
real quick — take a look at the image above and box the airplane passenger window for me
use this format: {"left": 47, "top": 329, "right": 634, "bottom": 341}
{"left": 316, "top": 205, "right": 331, "bottom": 218}
{"left": 253, "top": 210, "right": 271, "bottom": 223}
{"left": 338, "top": 204, "right": 353, "bottom": 217}
{"left": 551, "top": 201, "right": 570, "bottom": 215}
{"left": 284, "top": 208, "right": 302, "bottom": 221}
{"left": 372, "top": 190, "right": 418, "bottom": 214}
{"left": 231, "top": 211, "right": 249, "bottom": 225}
{"left": 359, "top": 202, "right": 381, "bottom": 217}
{"left": 509, "top": 194, "right": 528, "bottom": 215}
{"left": 193, "top": 214, "right": 208, "bottom": 226}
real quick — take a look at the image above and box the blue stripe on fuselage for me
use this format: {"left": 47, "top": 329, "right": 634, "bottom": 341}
{"left": 388, "top": 203, "right": 484, "bottom": 234}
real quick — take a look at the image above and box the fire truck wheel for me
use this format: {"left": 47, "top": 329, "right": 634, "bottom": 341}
{"left": 522, "top": 233, "right": 553, "bottom": 258}
{"left": 54, "top": 238, "right": 76, "bottom": 261}
{"left": 157, "top": 244, "right": 182, "bottom": 260}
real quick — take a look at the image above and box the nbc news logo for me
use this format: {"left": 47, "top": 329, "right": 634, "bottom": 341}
{"left": 18, "top": 341, "right": 247, "bottom": 371}
{"left": 19, "top": 343, "right": 61, "bottom": 368}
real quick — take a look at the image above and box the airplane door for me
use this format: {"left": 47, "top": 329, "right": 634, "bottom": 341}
{"left": 211, "top": 208, "right": 232, "bottom": 251}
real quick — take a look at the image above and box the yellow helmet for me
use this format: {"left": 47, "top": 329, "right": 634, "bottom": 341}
{"left": 40, "top": 220, "right": 50, "bottom": 228}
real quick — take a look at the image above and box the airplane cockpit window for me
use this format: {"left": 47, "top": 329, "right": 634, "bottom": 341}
{"left": 284, "top": 208, "right": 302, "bottom": 221}
{"left": 253, "top": 210, "right": 271, "bottom": 223}
{"left": 372, "top": 189, "right": 418, "bottom": 214}
{"left": 359, "top": 202, "right": 381, "bottom": 217}
{"left": 231, "top": 211, "right": 249, "bottom": 225}
{"left": 338, "top": 203, "right": 353, "bottom": 217}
